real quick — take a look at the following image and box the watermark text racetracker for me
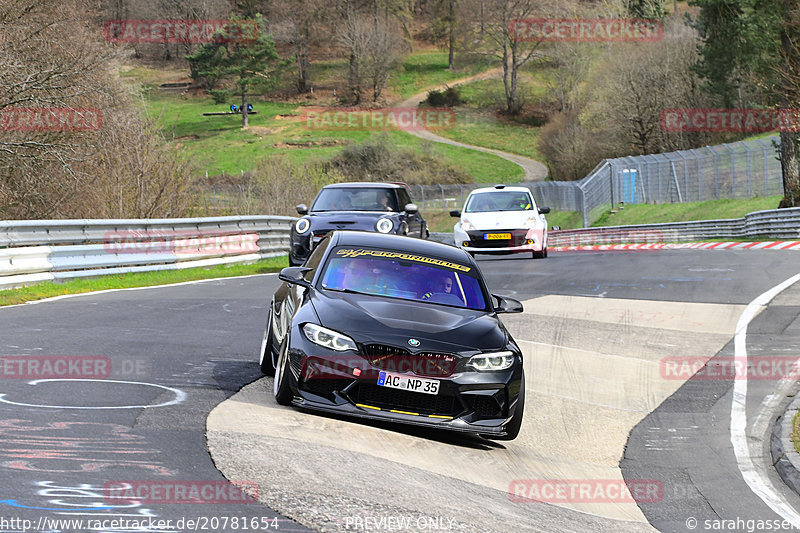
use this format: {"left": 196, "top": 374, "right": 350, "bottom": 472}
{"left": 103, "top": 19, "right": 258, "bottom": 44}
{"left": 104, "top": 230, "right": 259, "bottom": 256}
{"left": 510, "top": 18, "right": 663, "bottom": 42}
{"left": 1, "top": 355, "right": 151, "bottom": 379}
{"left": 661, "top": 356, "right": 800, "bottom": 380}
{"left": 509, "top": 479, "right": 662, "bottom": 503}
{"left": 660, "top": 108, "right": 800, "bottom": 133}
{"left": 104, "top": 480, "right": 258, "bottom": 505}
{"left": 0, "top": 107, "right": 103, "bottom": 132}
{"left": 302, "top": 107, "right": 455, "bottom": 131}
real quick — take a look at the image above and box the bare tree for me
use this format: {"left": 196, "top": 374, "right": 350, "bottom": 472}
{"left": 468, "top": 0, "right": 552, "bottom": 114}
{"left": 580, "top": 22, "right": 711, "bottom": 155}
{"left": 268, "top": 0, "right": 327, "bottom": 93}
{"left": 337, "top": 4, "right": 405, "bottom": 103}
{"left": 0, "top": 0, "right": 196, "bottom": 219}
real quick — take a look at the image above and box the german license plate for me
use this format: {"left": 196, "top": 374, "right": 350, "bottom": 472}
{"left": 377, "top": 371, "right": 439, "bottom": 395}
{"left": 485, "top": 233, "right": 511, "bottom": 240}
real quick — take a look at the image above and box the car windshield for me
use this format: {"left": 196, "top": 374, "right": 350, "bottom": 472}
{"left": 464, "top": 191, "right": 534, "bottom": 213}
{"left": 319, "top": 247, "right": 488, "bottom": 311}
{"left": 311, "top": 187, "right": 398, "bottom": 212}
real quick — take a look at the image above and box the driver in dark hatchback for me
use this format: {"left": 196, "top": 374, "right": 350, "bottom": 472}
{"left": 259, "top": 231, "right": 526, "bottom": 440}
{"left": 289, "top": 182, "right": 428, "bottom": 266}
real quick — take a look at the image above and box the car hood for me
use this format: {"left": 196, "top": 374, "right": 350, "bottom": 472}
{"left": 461, "top": 211, "right": 543, "bottom": 230}
{"left": 311, "top": 290, "right": 507, "bottom": 353}
{"left": 308, "top": 211, "right": 399, "bottom": 231}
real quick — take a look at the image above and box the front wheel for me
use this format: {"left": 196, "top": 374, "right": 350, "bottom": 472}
{"left": 532, "top": 248, "right": 547, "bottom": 259}
{"left": 258, "top": 305, "right": 277, "bottom": 376}
{"left": 273, "top": 337, "right": 294, "bottom": 406}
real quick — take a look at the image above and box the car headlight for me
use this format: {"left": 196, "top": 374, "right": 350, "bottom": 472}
{"left": 302, "top": 323, "right": 357, "bottom": 352}
{"left": 461, "top": 219, "right": 474, "bottom": 231}
{"left": 295, "top": 218, "right": 311, "bottom": 234}
{"left": 376, "top": 217, "right": 394, "bottom": 234}
{"left": 468, "top": 351, "right": 516, "bottom": 371}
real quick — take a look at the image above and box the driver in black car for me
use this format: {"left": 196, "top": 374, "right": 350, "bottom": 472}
{"left": 422, "top": 273, "right": 454, "bottom": 300}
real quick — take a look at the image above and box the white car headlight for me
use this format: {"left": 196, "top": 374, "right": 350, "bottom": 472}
{"left": 468, "top": 351, "right": 516, "bottom": 371}
{"left": 376, "top": 217, "right": 394, "bottom": 234}
{"left": 461, "top": 219, "right": 474, "bottom": 231}
{"left": 295, "top": 218, "right": 311, "bottom": 234}
{"left": 302, "top": 323, "right": 357, "bottom": 352}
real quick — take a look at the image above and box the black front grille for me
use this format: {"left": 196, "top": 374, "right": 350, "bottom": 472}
{"left": 354, "top": 383, "right": 456, "bottom": 416}
{"left": 303, "top": 378, "right": 352, "bottom": 399}
{"left": 362, "top": 344, "right": 456, "bottom": 377}
{"left": 471, "top": 395, "right": 502, "bottom": 417}
{"left": 467, "top": 229, "right": 528, "bottom": 249}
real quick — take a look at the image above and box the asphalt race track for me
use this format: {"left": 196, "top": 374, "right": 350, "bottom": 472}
{"left": 1, "top": 249, "right": 799, "bottom": 532}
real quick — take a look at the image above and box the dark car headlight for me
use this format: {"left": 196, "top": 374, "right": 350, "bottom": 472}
{"left": 376, "top": 217, "right": 394, "bottom": 234}
{"left": 302, "top": 323, "right": 357, "bottom": 352}
{"left": 467, "top": 351, "right": 516, "bottom": 371}
{"left": 295, "top": 218, "right": 311, "bottom": 235}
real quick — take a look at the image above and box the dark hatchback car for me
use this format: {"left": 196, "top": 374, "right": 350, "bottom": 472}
{"left": 258, "top": 231, "right": 526, "bottom": 440}
{"left": 289, "top": 182, "right": 428, "bottom": 266}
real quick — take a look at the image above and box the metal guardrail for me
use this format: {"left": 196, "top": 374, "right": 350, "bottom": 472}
{"left": 430, "top": 208, "right": 800, "bottom": 247}
{"left": 548, "top": 207, "right": 800, "bottom": 246}
{"left": 0, "top": 216, "right": 295, "bottom": 290}
{"left": 413, "top": 136, "right": 784, "bottom": 228}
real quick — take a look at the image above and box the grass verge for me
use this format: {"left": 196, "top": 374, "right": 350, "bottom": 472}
{"left": 593, "top": 196, "right": 783, "bottom": 227}
{"left": 0, "top": 256, "right": 287, "bottom": 307}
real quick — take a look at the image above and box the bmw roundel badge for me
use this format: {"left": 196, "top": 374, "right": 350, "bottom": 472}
{"left": 408, "top": 338, "right": 420, "bottom": 347}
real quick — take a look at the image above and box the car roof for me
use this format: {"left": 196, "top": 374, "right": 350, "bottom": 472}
{"left": 321, "top": 182, "right": 403, "bottom": 190}
{"left": 469, "top": 186, "right": 532, "bottom": 194}
{"left": 332, "top": 231, "right": 473, "bottom": 264}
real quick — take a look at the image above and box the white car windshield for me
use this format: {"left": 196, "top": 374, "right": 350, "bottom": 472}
{"left": 464, "top": 191, "right": 534, "bottom": 213}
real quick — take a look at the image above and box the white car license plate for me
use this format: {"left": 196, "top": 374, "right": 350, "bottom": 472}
{"left": 377, "top": 371, "right": 439, "bottom": 395}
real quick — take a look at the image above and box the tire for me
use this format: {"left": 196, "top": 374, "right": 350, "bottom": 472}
{"left": 532, "top": 249, "right": 546, "bottom": 259}
{"left": 273, "top": 336, "right": 294, "bottom": 406}
{"left": 492, "top": 371, "right": 525, "bottom": 441}
{"left": 288, "top": 254, "right": 303, "bottom": 267}
{"left": 258, "top": 305, "right": 277, "bottom": 376}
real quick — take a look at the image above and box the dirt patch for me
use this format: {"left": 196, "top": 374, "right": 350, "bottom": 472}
{"left": 274, "top": 138, "right": 349, "bottom": 149}
{"left": 244, "top": 126, "right": 286, "bottom": 136}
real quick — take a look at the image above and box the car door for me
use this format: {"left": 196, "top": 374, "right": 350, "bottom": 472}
{"left": 397, "top": 187, "right": 424, "bottom": 237}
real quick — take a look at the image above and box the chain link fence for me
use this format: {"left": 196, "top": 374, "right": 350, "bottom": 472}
{"left": 411, "top": 135, "right": 784, "bottom": 227}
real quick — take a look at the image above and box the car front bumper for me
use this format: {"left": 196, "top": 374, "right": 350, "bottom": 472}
{"left": 284, "top": 341, "right": 524, "bottom": 437}
{"left": 453, "top": 227, "right": 546, "bottom": 253}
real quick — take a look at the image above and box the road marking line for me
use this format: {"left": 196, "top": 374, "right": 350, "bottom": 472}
{"left": 0, "top": 379, "right": 186, "bottom": 409}
{"left": 0, "top": 273, "right": 278, "bottom": 310}
{"left": 731, "top": 272, "right": 800, "bottom": 524}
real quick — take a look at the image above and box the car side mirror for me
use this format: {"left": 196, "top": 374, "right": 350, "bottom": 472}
{"left": 492, "top": 294, "right": 523, "bottom": 314}
{"left": 538, "top": 206, "right": 551, "bottom": 214}
{"left": 404, "top": 203, "right": 418, "bottom": 214}
{"left": 449, "top": 210, "right": 461, "bottom": 218}
{"left": 279, "top": 266, "right": 313, "bottom": 289}
{"left": 296, "top": 204, "right": 308, "bottom": 215}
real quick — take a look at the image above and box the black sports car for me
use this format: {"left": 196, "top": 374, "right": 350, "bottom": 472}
{"left": 258, "top": 231, "right": 526, "bottom": 440}
{"left": 289, "top": 182, "right": 428, "bottom": 266}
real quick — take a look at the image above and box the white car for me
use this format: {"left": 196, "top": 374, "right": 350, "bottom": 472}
{"left": 451, "top": 185, "right": 551, "bottom": 259}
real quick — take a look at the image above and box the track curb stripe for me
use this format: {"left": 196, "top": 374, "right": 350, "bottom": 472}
{"left": 551, "top": 240, "right": 800, "bottom": 252}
